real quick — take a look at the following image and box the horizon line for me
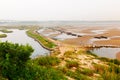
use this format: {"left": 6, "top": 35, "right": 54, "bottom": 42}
{"left": 1, "top": 20, "right": 120, "bottom": 22}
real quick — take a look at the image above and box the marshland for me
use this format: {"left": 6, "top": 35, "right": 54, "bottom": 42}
{"left": 0, "top": 22, "right": 120, "bottom": 80}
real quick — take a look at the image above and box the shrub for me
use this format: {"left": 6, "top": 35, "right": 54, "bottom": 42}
{"left": 0, "top": 42, "right": 34, "bottom": 80}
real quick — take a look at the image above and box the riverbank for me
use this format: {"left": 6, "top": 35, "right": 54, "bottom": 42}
{"left": 26, "top": 29, "right": 56, "bottom": 51}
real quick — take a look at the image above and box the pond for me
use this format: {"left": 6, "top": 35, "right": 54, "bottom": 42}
{"left": 38, "top": 28, "right": 78, "bottom": 40}
{"left": 90, "top": 47, "right": 120, "bottom": 59}
{"left": 53, "top": 33, "right": 77, "bottom": 40}
{"left": 0, "top": 29, "right": 50, "bottom": 58}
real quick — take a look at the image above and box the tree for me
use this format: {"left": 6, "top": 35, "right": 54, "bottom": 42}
{"left": 0, "top": 41, "right": 34, "bottom": 80}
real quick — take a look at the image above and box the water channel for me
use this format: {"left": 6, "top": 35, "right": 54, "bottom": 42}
{"left": 0, "top": 29, "right": 50, "bottom": 58}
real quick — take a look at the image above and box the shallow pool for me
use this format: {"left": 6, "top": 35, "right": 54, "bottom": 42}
{"left": 90, "top": 47, "right": 120, "bottom": 59}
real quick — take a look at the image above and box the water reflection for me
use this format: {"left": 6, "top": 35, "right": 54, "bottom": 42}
{"left": 53, "top": 33, "right": 77, "bottom": 40}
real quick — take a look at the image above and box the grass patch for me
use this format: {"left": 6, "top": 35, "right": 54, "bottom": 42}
{"left": 66, "top": 70, "right": 91, "bottom": 80}
{"left": 34, "top": 65, "right": 67, "bottom": 80}
{"left": 64, "top": 51, "right": 75, "bottom": 58}
{"left": 93, "top": 63, "right": 120, "bottom": 80}
{"left": 57, "top": 66, "right": 68, "bottom": 74}
{"left": 98, "top": 57, "right": 110, "bottom": 62}
{"left": 0, "top": 34, "right": 7, "bottom": 38}
{"left": 108, "top": 63, "right": 120, "bottom": 74}
{"left": 66, "top": 60, "right": 79, "bottom": 68}
{"left": 101, "top": 71, "right": 120, "bottom": 80}
{"left": 110, "top": 59, "right": 120, "bottom": 65}
{"left": 77, "top": 49, "right": 86, "bottom": 54}
{"left": 26, "top": 30, "right": 56, "bottom": 48}
{"left": 98, "top": 57, "right": 120, "bottom": 65}
{"left": 33, "top": 56, "right": 60, "bottom": 66}
{"left": 0, "top": 29, "right": 13, "bottom": 33}
{"left": 93, "top": 64, "right": 107, "bottom": 74}
{"left": 77, "top": 68, "right": 94, "bottom": 76}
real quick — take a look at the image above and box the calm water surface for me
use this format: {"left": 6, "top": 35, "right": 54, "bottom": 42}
{"left": 0, "top": 29, "right": 49, "bottom": 58}
{"left": 91, "top": 47, "right": 120, "bottom": 59}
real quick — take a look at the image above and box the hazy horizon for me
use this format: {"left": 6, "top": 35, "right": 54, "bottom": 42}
{"left": 0, "top": 0, "right": 120, "bottom": 21}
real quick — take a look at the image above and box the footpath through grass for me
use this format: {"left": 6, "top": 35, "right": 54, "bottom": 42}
{"left": 26, "top": 30, "right": 56, "bottom": 49}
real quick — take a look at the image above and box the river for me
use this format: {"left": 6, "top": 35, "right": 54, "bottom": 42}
{"left": 0, "top": 29, "right": 50, "bottom": 58}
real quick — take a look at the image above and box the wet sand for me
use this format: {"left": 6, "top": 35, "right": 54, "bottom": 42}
{"left": 41, "top": 26, "right": 120, "bottom": 46}
{"left": 61, "top": 27, "right": 120, "bottom": 46}
{"left": 40, "top": 26, "right": 120, "bottom": 60}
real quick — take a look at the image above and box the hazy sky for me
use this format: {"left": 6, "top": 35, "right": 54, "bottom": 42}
{"left": 0, "top": 0, "right": 120, "bottom": 21}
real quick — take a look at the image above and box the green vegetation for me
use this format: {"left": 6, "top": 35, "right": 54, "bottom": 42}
{"left": 0, "top": 42, "right": 34, "bottom": 80}
{"left": 98, "top": 57, "right": 120, "bottom": 65}
{"left": 33, "top": 56, "right": 60, "bottom": 67}
{"left": 85, "top": 50, "right": 98, "bottom": 57}
{"left": 66, "top": 60, "right": 79, "bottom": 68}
{"left": 0, "top": 42, "right": 66, "bottom": 80}
{"left": 0, "top": 29, "right": 13, "bottom": 33}
{"left": 66, "top": 70, "right": 91, "bottom": 80}
{"left": 33, "top": 66, "right": 67, "bottom": 80}
{"left": 78, "top": 68, "right": 94, "bottom": 76}
{"left": 26, "top": 30, "right": 56, "bottom": 48}
{"left": 110, "top": 59, "right": 120, "bottom": 65}
{"left": 93, "top": 63, "right": 120, "bottom": 80}
{"left": 64, "top": 51, "right": 75, "bottom": 58}
{"left": 97, "top": 57, "right": 111, "bottom": 62}
{"left": 0, "top": 34, "right": 7, "bottom": 38}
{"left": 64, "top": 51, "right": 74, "bottom": 56}
{"left": 0, "top": 41, "right": 120, "bottom": 80}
